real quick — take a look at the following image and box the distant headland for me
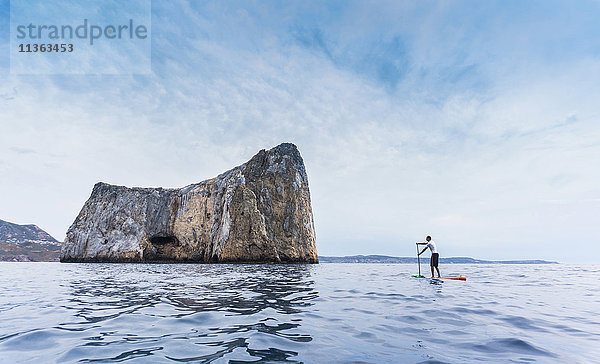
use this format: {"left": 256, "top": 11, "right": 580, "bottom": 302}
{"left": 0, "top": 219, "right": 61, "bottom": 262}
{"left": 319, "top": 255, "right": 558, "bottom": 264}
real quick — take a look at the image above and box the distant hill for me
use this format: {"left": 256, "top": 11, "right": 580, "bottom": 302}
{"left": 0, "top": 219, "right": 61, "bottom": 261}
{"left": 319, "top": 255, "right": 558, "bottom": 264}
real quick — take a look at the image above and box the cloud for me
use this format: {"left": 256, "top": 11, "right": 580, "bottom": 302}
{"left": 431, "top": 214, "right": 478, "bottom": 228}
{"left": 0, "top": 0, "right": 599, "bottom": 261}
{"left": 9, "top": 146, "right": 36, "bottom": 154}
{"left": 0, "top": 87, "right": 16, "bottom": 100}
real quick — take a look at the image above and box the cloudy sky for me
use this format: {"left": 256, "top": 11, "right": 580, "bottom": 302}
{"left": 1, "top": 0, "right": 599, "bottom": 262}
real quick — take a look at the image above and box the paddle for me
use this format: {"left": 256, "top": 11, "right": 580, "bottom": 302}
{"left": 416, "top": 243, "right": 422, "bottom": 277}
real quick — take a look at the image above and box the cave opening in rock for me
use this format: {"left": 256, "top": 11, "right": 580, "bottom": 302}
{"left": 145, "top": 235, "right": 182, "bottom": 261}
{"left": 150, "top": 235, "right": 178, "bottom": 245}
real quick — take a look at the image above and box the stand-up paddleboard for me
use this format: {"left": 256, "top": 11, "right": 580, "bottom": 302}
{"left": 411, "top": 274, "right": 466, "bottom": 280}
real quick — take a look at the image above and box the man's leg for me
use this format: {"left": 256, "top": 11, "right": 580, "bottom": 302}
{"left": 430, "top": 257, "right": 434, "bottom": 278}
{"left": 432, "top": 253, "right": 441, "bottom": 277}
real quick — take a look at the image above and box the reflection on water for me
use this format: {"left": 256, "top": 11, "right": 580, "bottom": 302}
{"left": 1, "top": 263, "right": 600, "bottom": 363}
{"left": 59, "top": 264, "right": 316, "bottom": 362}
{"left": 68, "top": 265, "right": 316, "bottom": 315}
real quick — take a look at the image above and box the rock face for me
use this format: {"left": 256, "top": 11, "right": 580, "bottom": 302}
{"left": 61, "top": 143, "right": 318, "bottom": 263}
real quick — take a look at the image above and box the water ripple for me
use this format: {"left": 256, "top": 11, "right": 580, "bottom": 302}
{"left": 1, "top": 263, "right": 599, "bottom": 362}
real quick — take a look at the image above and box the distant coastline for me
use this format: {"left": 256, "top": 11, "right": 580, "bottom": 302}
{"left": 319, "top": 255, "right": 558, "bottom": 264}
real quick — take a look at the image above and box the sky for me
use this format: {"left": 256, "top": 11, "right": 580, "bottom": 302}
{"left": 1, "top": 0, "right": 599, "bottom": 262}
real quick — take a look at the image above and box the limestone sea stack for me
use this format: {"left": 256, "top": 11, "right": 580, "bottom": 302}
{"left": 61, "top": 143, "right": 318, "bottom": 263}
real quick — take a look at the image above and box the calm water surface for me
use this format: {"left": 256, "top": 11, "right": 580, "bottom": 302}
{"left": 1, "top": 263, "right": 599, "bottom": 363}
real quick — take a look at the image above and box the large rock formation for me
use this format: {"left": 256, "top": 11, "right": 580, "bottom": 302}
{"left": 61, "top": 143, "right": 318, "bottom": 263}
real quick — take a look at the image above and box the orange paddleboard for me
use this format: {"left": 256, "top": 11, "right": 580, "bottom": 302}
{"left": 439, "top": 276, "right": 466, "bottom": 280}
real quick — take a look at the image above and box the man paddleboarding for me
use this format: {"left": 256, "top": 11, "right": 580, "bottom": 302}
{"left": 417, "top": 236, "right": 440, "bottom": 278}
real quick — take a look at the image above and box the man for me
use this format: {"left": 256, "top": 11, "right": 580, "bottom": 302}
{"left": 417, "top": 236, "right": 440, "bottom": 278}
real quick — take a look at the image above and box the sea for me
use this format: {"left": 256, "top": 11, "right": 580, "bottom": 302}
{"left": 0, "top": 262, "right": 598, "bottom": 363}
